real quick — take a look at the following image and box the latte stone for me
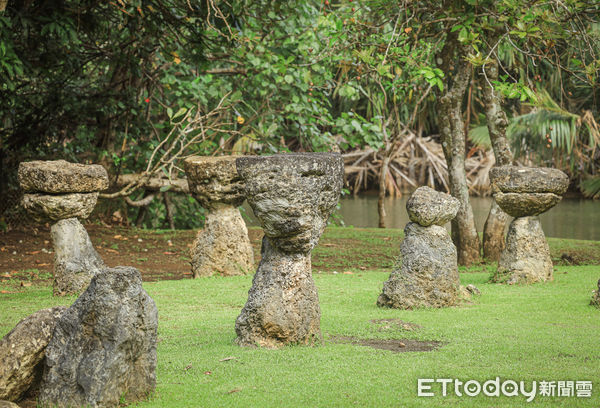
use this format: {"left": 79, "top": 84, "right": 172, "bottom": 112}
{"left": 184, "top": 156, "right": 254, "bottom": 277}
{"left": 490, "top": 166, "right": 569, "bottom": 284}
{"left": 234, "top": 153, "right": 343, "bottom": 347}
{"left": 591, "top": 279, "right": 600, "bottom": 308}
{"left": 18, "top": 160, "right": 108, "bottom": 296}
{"left": 378, "top": 187, "right": 461, "bottom": 309}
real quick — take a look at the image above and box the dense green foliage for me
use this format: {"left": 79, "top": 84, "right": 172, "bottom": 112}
{"left": 1, "top": 1, "right": 599, "bottom": 228}
{"left": 1, "top": 227, "right": 599, "bottom": 407}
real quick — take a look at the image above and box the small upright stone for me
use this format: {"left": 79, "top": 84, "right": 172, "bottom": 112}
{"left": 490, "top": 166, "right": 569, "bottom": 284}
{"left": 378, "top": 187, "right": 461, "bottom": 309}
{"left": 235, "top": 153, "right": 343, "bottom": 347}
{"left": 38, "top": 267, "right": 158, "bottom": 408}
{"left": 18, "top": 160, "right": 108, "bottom": 295}
{"left": 184, "top": 156, "right": 254, "bottom": 277}
{"left": 0, "top": 307, "right": 67, "bottom": 402}
{"left": 590, "top": 279, "right": 600, "bottom": 308}
{"left": 406, "top": 186, "right": 460, "bottom": 226}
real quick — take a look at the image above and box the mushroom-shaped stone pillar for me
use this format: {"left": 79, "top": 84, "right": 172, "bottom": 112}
{"left": 234, "top": 153, "right": 344, "bottom": 347}
{"left": 377, "top": 186, "right": 461, "bottom": 309}
{"left": 18, "top": 160, "right": 108, "bottom": 296}
{"left": 490, "top": 166, "right": 569, "bottom": 284}
{"left": 184, "top": 156, "right": 254, "bottom": 277}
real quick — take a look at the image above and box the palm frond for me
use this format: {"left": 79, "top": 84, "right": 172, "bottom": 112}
{"left": 581, "top": 177, "right": 600, "bottom": 199}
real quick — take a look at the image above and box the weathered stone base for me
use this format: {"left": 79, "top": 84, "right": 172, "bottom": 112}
{"left": 493, "top": 216, "right": 553, "bottom": 284}
{"left": 591, "top": 291, "right": 600, "bottom": 308}
{"left": 235, "top": 238, "right": 321, "bottom": 348}
{"left": 191, "top": 205, "right": 254, "bottom": 277}
{"left": 377, "top": 223, "right": 460, "bottom": 309}
{"left": 51, "top": 218, "right": 105, "bottom": 296}
{"left": 0, "top": 307, "right": 67, "bottom": 402}
{"left": 38, "top": 267, "right": 157, "bottom": 408}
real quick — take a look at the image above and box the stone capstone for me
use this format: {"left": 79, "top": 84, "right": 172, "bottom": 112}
{"left": 190, "top": 204, "right": 254, "bottom": 277}
{"left": 21, "top": 193, "right": 98, "bottom": 222}
{"left": 406, "top": 186, "right": 460, "bottom": 227}
{"left": 378, "top": 222, "right": 460, "bottom": 309}
{"left": 489, "top": 166, "right": 569, "bottom": 195}
{"left": 492, "top": 216, "right": 553, "bottom": 284}
{"left": 236, "top": 153, "right": 344, "bottom": 254}
{"left": 234, "top": 153, "right": 343, "bottom": 347}
{"left": 184, "top": 156, "right": 245, "bottom": 208}
{"left": 0, "top": 307, "right": 67, "bottom": 402}
{"left": 493, "top": 192, "right": 562, "bottom": 218}
{"left": 38, "top": 266, "right": 158, "bottom": 408}
{"left": 51, "top": 218, "right": 105, "bottom": 296}
{"left": 18, "top": 160, "right": 108, "bottom": 194}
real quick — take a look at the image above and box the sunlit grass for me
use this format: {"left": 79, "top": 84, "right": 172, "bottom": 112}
{"left": 1, "top": 228, "right": 599, "bottom": 407}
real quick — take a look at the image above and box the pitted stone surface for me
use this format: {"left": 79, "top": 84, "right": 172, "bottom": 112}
{"left": 51, "top": 218, "right": 105, "bottom": 296}
{"left": 493, "top": 216, "right": 553, "bottom": 284}
{"left": 377, "top": 222, "right": 460, "bottom": 309}
{"left": 184, "top": 156, "right": 245, "bottom": 208}
{"left": 406, "top": 186, "right": 460, "bottom": 226}
{"left": 184, "top": 156, "right": 253, "bottom": 277}
{"left": 21, "top": 192, "right": 98, "bottom": 222}
{"left": 494, "top": 192, "right": 562, "bottom": 217}
{"left": 235, "top": 153, "right": 343, "bottom": 347}
{"left": 235, "top": 238, "right": 321, "bottom": 347}
{"left": 18, "top": 160, "right": 108, "bottom": 193}
{"left": 39, "top": 267, "right": 157, "bottom": 408}
{"left": 0, "top": 307, "right": 67, "bottom": 402}
{"left": 489, "top": 166, "right": 569, "bottom": 195}
{"left": 236, "top": 153, "right": 344, "bottom": 254}
{"left": 190, "top": 204, "right": 254, "bottom": 277}
{"left": 591, "top": 279, "right": 600, "bottom": 307}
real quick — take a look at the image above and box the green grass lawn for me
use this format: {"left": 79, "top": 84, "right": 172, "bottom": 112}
{"left": 1, "top": 227, "right": 600, "bottom": 407}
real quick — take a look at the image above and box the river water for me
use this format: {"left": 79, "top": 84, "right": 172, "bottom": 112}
{"left": 242, "top": 195, "right": 599, "bottom": 241}
{"left": 336, "top": 195, "right": 600, "bottom": 241}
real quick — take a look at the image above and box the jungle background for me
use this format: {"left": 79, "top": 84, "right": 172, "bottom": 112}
{"left": 1, "top": 0, "right": 599, "bottom": 232}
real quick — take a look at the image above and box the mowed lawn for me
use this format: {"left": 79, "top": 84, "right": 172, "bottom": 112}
{"left": 1, "top": 227, "right": 599, "bottom": 407}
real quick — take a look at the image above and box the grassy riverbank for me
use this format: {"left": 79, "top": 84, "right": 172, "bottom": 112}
{"left": 1, "top": 227, "right": 599, "bottom": 407}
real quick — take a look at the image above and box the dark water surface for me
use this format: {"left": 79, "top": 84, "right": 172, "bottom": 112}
{"left": 242, "top": 195, "right": 599, "bottom": 241}
{"left": 336, "top": 195, "right": 600, "bottom": 241}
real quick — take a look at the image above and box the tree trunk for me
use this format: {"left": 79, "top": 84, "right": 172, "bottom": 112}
{"left": 163, "top": 192, "right": 175, "bottom": 230}
{"left": 378, "top": 155, "right": 390, "bottom": 228}
{"left": 438, "top": 44, "right": 481, "bottom": 266}
{"left": 135, "top": 190, "right": 151, "bottom": 227}
{"left": 481, "top": 58, "right": 514, "bottom": 261}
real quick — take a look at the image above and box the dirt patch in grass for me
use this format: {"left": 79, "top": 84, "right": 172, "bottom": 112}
{"left": 556, "top": 250, "right": 600, "bottom": 266}
{"left": 330, "top": 335, "right": 444, "bottom": 353}
{"left": 370, "top": 318, "right": 422, "bottom": 332}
